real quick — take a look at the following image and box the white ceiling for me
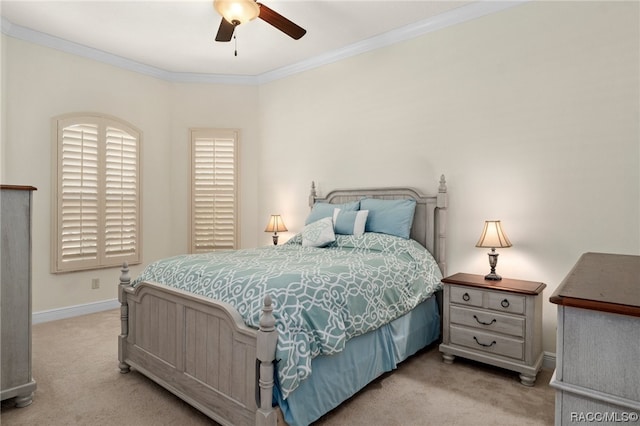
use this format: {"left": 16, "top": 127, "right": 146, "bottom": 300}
{"left": 1, "top": 1, "right": 523, "bottom": 82}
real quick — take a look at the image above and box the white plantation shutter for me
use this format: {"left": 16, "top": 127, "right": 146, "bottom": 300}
{"left": 59, "top": 123, "right": 100, "bottom": 265}
{"left": 105, "top": 126, "right": 139, "bottom": 259}
{"left": 190, "top": 129, "right": 238, "bottom": 253}
{"left": 53, "top": 114, "right": 141, "bottom": 273}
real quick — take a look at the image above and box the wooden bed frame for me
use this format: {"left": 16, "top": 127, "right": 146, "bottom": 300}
{"left": 118, "top": 176, "right": 448, "bottom": 426}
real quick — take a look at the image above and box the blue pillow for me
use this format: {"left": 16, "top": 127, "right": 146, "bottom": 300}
{"left": 305, "top": 200, "right": 359, "bottom": 225}
{"left": 332, "top": 208, "right": 369, "bottom": 236}
{"left": 360, "top": 198, "right": 416, "bottom": 239}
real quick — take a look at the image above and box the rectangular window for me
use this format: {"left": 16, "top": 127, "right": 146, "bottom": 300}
{"left": 190, "top": 129, "right": 238, "bottom": 253}
{"left": 52, "top": 114, "right": 141, "bottom": 273}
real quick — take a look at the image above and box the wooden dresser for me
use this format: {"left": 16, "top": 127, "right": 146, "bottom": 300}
{"left": 550, "top": 252, "right": 640, "bottom": 425}
{"left": 439, "top": 273, "right": 546, "bottom": 386}
{"left": 1, "top": 185, "right": 37, "bottom": 407}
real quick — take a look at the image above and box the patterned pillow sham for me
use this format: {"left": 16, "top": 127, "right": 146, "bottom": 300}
{"left": 302, "top": 217, "right": 336, "bottom": 247}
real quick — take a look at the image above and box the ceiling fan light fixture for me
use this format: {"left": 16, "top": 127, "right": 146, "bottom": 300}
{"left": 214, "top": 0, "right": 260, "bottom": 25}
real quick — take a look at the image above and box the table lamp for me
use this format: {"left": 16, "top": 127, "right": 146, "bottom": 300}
{"left": 265, "top": 214, "right": 287, "bottom": 245}
{"left": 476, "top": 220, "right": 512, "bottom": 281}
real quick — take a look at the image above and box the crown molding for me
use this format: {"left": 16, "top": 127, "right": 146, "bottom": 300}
{"left": 1, "top": 16, "right": 256, "bottom": 85}
{"left": 2, "top": 1, "right": 528, "bottom": 86}
{"left": 258, "top": 0, "right": 529, "bottom": 84}
{"left": 2, "top": 16, "right": 169, "bottom": 80}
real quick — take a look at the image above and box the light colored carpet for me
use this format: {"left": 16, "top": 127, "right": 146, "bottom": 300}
{"left": 1, "top": 309, "right": 554, "bottom": 425}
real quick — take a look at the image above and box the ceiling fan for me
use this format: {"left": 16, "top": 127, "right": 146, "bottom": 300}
{"left": 213, "top": 0, "right": 306, "bottom": 42}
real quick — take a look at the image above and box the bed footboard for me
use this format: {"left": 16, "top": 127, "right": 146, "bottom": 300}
{"left": 118, "top": 263, "right": 278, "bottom": 426}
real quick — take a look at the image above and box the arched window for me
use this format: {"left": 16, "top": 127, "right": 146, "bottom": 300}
{"left": 52, "top": 113, "right": 141, "bottom": 273}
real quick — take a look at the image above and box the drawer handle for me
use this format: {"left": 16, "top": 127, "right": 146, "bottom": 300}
{"left": 462, "top": 293, "right": 470, "bottom": 302}
{"left": 473, "top": 336, "right": 497, "bottom": 348}
{"left": 501, "top": 299, "right": 510, "bottom": 308}
{"left": 473, "top": 315, "right": 496, "bottom": 326}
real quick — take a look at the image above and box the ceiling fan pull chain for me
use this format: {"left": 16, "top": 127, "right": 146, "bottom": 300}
{"left": 234, "top": 35, "right": 238, "bottom": 57}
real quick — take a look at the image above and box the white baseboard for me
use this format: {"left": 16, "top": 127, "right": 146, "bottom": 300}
{"left": 33, "top": 299, "right": 119, "bottom": 324}
{"left": 543, "top": 351, "right": 556, "bottom": 370}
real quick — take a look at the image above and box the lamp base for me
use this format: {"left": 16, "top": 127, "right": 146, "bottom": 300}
{"left": 485, "top": 250, "right": 502, "bottom": 280}
{"left": 272, "top": 234, "right": 279, "bottom": 245}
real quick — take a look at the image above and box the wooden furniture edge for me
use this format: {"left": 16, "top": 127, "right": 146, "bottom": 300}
{"left": 0, "top": 185, "right": 37, "bottom": 191}
{"left": 442, "top": 273, "right": 546, "bottom": 295}
{"left": 549, "top": 295, "right": 640, "bottom": 318}
{"left": 549, "top": 252, "right": 640, "bottom": 318}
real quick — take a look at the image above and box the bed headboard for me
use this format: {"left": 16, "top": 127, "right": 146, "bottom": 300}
{"left": 309, "top": 175, "right": 448, "bottom": 276}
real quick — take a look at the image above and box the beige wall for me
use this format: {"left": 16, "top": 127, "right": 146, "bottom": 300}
{"left": 167, "top": 83, "right": 260, "bottom": 255}
{"left": 1, "top": 37, "right": 261, "bottom": 313}
{"left": 257, "top": 1, "right": 639, "bottom": 353}
{"left": 1, "top": 1, "right": 638, "bottom": 355}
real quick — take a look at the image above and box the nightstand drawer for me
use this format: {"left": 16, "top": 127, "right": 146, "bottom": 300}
{"left": 450, "top": 325, "right": 524, "bottom": 360}
{"left": 487, "top": 292, "right": 525, "bottom": 314}
{"left": 449, "top": 305, "right": 525, "bottom": 338}
{"left": 450, "top": 286, "right": 484, "bottom": 307}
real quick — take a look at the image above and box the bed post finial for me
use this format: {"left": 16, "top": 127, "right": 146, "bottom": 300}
{"left": 256, "top": 295, "right": 278, "bottom": 426}
{"left": 120, "top": 261, "right": 131, "bottom": 285}
{"left": 439, "top": 175, "right": 447, "bottom": 194}
{"left": 309, "top": 181, "right": 317, "bottom": 208}
{"left": 437, "top": 175, "right": 448, "bottom": 209}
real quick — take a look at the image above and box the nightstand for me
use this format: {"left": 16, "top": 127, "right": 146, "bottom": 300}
{"left": 439, "top": 273, "right": 546, "bottom": 386}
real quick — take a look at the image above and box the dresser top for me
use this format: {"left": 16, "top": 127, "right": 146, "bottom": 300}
{"left": 1, "top": 185, "right": 37, "bottom": 191}
{"left": 441, "top": 273, "right": 546, "bottom": 295}
{"left": 550, "top": 252, "right": 640, "bottom": 317}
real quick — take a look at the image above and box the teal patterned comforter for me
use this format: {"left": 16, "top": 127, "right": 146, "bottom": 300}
{"left": 131, "top": 232, "right": 442, "bottom": 398}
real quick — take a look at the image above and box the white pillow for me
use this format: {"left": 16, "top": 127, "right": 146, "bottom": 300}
{"left": 332, "top": 208, "right": 369, "bottom": 236}
{"left": 302, "top": 217, "right": 336, "bottom": 247}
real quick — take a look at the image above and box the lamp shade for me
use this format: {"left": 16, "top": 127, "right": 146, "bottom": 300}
{"left": 214, "top": 0, "right": 260, "bottom": 25}
{"left": 265, "top": 215, "right": 287, "bottom": 233}
{"left": 476, "top": 220, "right": 512, "bottom": 249}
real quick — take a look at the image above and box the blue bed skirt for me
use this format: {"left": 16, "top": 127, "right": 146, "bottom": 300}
{"left": 275, "top": 295, "right": 441, "bottom": 426}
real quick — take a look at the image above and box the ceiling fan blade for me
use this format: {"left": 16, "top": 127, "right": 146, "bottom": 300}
{"left": 257, "top": 3, "right": 306, "bottom": 40}
{"left": 215, "top": 18, "right": 236, "bottom": 42}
